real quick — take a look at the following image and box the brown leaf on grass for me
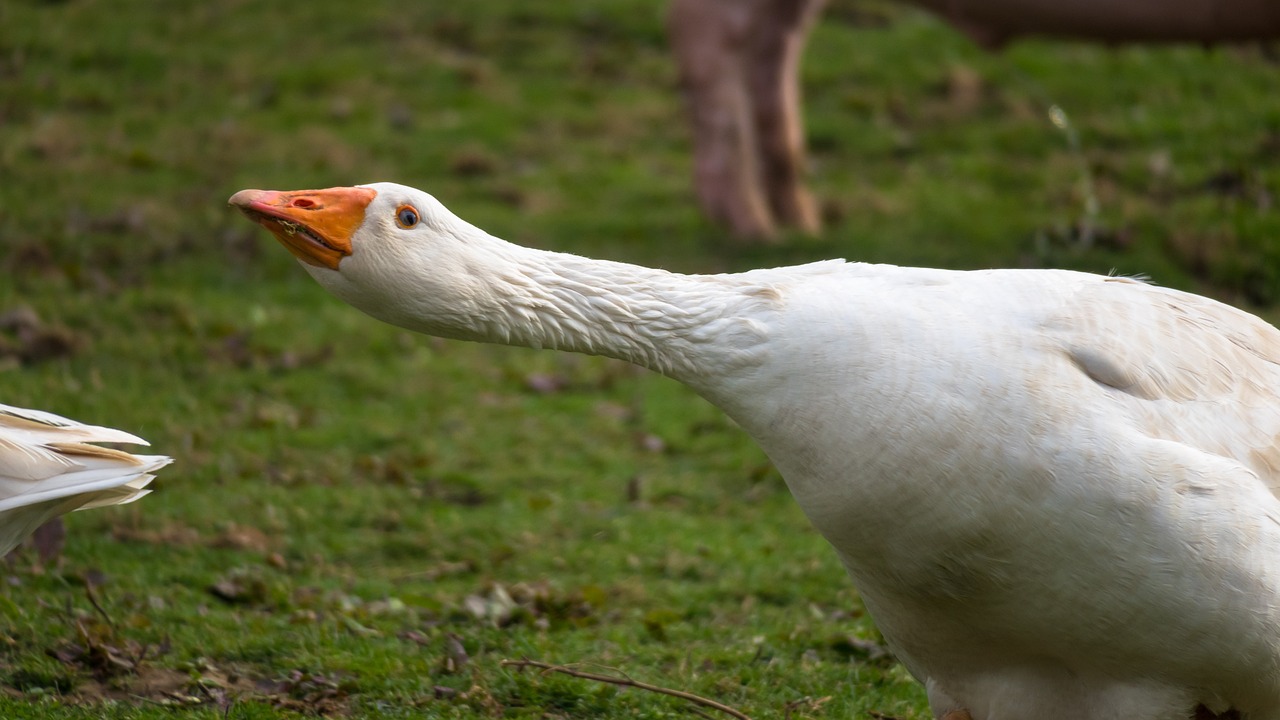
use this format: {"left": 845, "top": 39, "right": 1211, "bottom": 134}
{"left": 207, "top": 569, "right": 269, "bottom": 605}
{"left": 46, "top": 624, "right": 169, "bottom": 681}
{"left": 50, "top": 638, "right": 141, "bottom": 677}
{"left": 117, "top": 517, "right": 275, "bottom": 550}
{"left": 828, "top": 634, "right": 894, "bottom": 666}
{"left": 399, "top": 629, "right": 431, "bottom": 646}
{"left": 0, "top": 306, "right": 83, "bottom": 365}
{"left": 461, "top": 581, "right": 600, "bottom": 629}
{"left": 263, "top": 669, "right": 353, "bottom": 717}
{"left": 32, "top": 653, "right": 322, "bottom": 713}
{"left": 209, "top": 524, "right": 273, "bottom": 553}
{"left": 207, "top": 579, "right": 250, "bottom": 604}
{"left": 51, "top": 665, "right": 244, "bottom": 707}
{"left": 41, "top": 581, "right": 172, "bottom": 684}
{"left": 439, "top": 682, "right": 505, "bottom": 716}
{"left": 441, "top": 633, "right": 469, "bottom": 674}
{"left": 210, "top": 330, "right": 332, "bottom": 372}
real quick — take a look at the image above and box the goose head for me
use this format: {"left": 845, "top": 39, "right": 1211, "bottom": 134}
{"left": 229, "top": 182, "right": 522, "bottom": 342}
{"left": 230, "top": 181, "right": 777, "bottom": 377}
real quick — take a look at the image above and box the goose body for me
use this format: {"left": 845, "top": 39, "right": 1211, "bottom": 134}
{"left": 231, "top": 182, "right": 1280, "bottom": 719}
{"left": 0, "top": 403, "right": 168, "bottom": 557}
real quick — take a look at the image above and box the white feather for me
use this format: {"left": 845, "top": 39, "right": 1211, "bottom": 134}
{"left": 0, "top": 403, "right": 169, "bottom": 557}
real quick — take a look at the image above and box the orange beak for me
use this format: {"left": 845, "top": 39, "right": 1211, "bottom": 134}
{"left": 228, "top": 186, "right": 377, "bottom": 269}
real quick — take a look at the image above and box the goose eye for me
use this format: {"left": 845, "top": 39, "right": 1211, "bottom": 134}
{"left": 395, "top": 205, "right": 419, "bottom": 229}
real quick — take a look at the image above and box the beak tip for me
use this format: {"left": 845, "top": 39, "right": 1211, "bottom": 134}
{"left": 228, "top": 189, "right": 267, "bottom": 208}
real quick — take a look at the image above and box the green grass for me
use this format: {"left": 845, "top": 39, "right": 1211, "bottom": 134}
{"left": 0, "top": 0, "right": 1277, "bottom": 717}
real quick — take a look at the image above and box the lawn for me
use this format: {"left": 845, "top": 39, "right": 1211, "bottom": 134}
{"left": 0, "top": 0, "right": 1277, "bottom": 717}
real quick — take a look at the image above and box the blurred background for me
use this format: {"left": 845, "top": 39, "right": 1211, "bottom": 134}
{"left": 0, "top": 0, "right": 1277, "bottom": 717}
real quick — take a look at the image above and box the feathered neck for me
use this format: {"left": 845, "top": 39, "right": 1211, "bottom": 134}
{"left": 317, "top": 222, "right": 797, "bottom": 382}
{"left": 458, "top": 242, "right": 780, "bottom": 381}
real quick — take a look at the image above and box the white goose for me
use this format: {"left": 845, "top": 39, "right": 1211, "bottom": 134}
{"left": 231, "top": 182, "right": 1280, "bottom": 720}
{"left": 0, "top": 403, "right": 168, "bottom": 557}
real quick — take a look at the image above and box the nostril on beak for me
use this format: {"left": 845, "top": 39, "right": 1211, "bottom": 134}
{"left": 290, "top": 198, "right": 317, "bottom": 208}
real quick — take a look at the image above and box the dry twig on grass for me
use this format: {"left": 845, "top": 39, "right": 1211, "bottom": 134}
{"left": 784, "top": 694, "right": 833, "bottom": 719}
{"left": 501, "top": 657, "right": 755, "bottom": 720}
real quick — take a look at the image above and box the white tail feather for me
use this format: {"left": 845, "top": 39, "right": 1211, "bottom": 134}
{"left": 0, "top": 403, "right": 151, "bottom": 446}
{"left": 0, "top": 403, "right": 169, "bottom": 557}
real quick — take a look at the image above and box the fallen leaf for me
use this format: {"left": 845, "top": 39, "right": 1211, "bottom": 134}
{"left": 442, "top": 633, "right": 469, "bottom": 674}
{"left": 209, "top": 524, "right": 273, "bottom": 552}
{"left": 0, "top": 306, "right": 83, "bottom": 365}
{"left": 207, "top": 569, "right": 268, "bottom": 605}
